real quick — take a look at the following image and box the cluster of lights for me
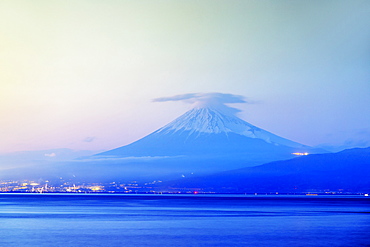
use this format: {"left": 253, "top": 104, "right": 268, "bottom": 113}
{"left": 292, "top": 152, "right": 309, "bottom": 156}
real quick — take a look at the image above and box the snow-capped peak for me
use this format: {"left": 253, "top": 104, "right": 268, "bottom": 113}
{"left": 155, "top": 106, "right": 306, "bottom": 149}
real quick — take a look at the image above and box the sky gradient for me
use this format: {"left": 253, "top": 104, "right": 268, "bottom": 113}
{"left": 1, "top": 0, "right": 369, "bottom": 154}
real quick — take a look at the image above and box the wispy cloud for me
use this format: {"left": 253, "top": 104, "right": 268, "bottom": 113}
{"left": 44, "top": 153, "right": 56, "bottom": 157}
{"left": 153, "top": 92, "right": 247, "bottom": 104}
{"left": 153, "top": 92, "right": 250, "bottom": 116}
{"left": 83, "top": 137, "right": 96, "bottom": 143}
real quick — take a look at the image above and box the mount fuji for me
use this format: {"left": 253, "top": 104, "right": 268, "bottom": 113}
{"left": 1, "top": 93, "right": 327, "bottom": 182}
{"left": 95, "top": 103, "right": 324, "bottom": 176}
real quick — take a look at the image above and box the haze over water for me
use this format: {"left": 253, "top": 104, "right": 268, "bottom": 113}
{"left": 1, "top": 194, "right": 369, "bottom": 247}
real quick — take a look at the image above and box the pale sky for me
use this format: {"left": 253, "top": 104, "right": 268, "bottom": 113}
{"left": 1, "top": 0, "right": 369, "bottom": 153}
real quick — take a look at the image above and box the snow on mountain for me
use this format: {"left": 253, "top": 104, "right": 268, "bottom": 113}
{"left": 155, "top": 105, "right": 307, "bottom": 149}
{"left": 1, "top": 94, "right": 327, "bottom": 183}
{"left": 98, "top": 103, "right": 319, "bottom": 161}
{"left": 88, "top": 93, "right": 329, "bottom": 180}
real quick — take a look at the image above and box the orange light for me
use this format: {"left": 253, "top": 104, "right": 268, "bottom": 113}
{"left": 292, "top": 152, "right": 309, "bottom": 156}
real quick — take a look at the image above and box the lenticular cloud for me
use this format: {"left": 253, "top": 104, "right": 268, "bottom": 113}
{"left": 153, "top": 93, "right": 248, "bottom": 116}
{"left": 153, "top": 92, "right": 246, "bottom": 104}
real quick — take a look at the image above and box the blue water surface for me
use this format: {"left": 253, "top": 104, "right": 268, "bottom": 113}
{"left": 0, "top": 194, "right": 369, "bottom": 247}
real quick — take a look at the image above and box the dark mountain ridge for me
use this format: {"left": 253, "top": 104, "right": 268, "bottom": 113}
{"left": 94, "top": 105, "right": 325, "bottom": 174}
{"left": 158, "top": 147, "right": 370, "bottom": 193}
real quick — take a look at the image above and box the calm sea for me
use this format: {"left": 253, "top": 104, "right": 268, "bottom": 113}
{"left": 0, "top": 194, "right": 369, "bottom": 247}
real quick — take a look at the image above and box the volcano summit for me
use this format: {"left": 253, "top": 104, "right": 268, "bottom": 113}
{"left": 99, "top": 105, "right": 313, "bottom": 158}
{"left": 0, "top": 93, "right": 326, "bottom": 182}
{"left": 95, "top": 93, "right": 323, "bottom": 175}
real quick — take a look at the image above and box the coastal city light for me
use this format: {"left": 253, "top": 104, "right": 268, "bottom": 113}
{"left": 292, "top": 152, "right": 309, "bottom": 156}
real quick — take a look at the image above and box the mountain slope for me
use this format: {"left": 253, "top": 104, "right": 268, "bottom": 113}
{"left": 160, "top": 147, "right": 370, "bottom": 193}
{"left": 0, "top": 104, "right": 327, "bottom": 183}
{"left": 97, "top": 106, "right": 322, "bottom": 167}
{"left": 156, "top": 107, "right": 307, "bottom": 148}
